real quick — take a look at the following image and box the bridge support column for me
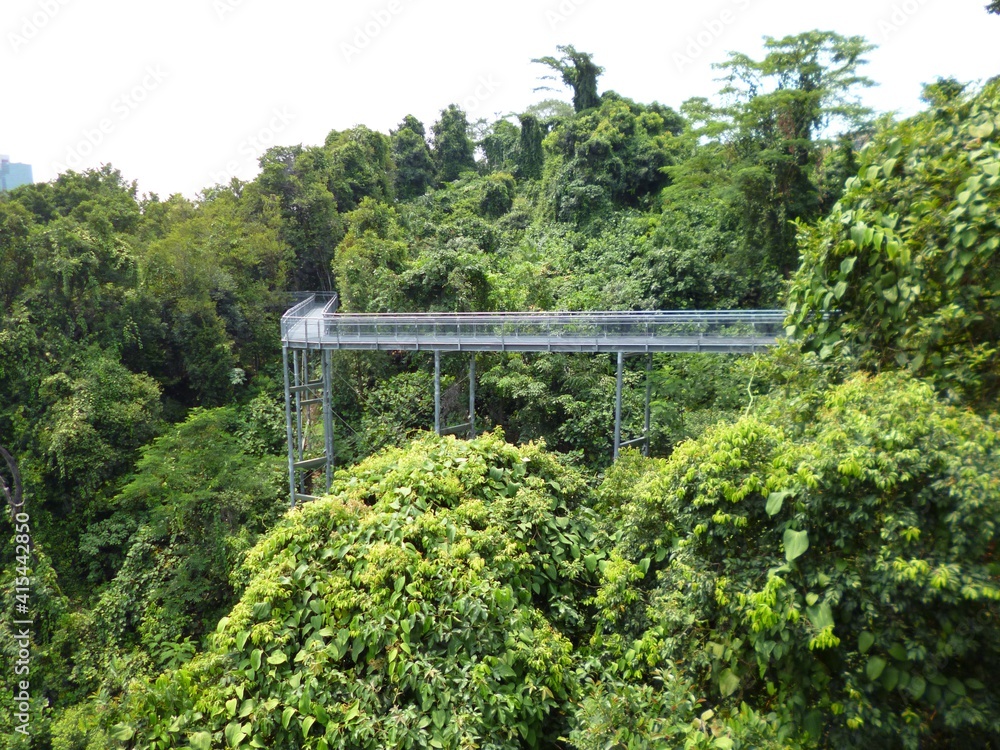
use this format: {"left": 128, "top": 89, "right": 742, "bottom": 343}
{"left": 322, "top": 350, "right": 334, "bottom": 493}
{"left": 283, "top": 346, "right": 297, "bottom": 507}
{"left": 614, "top": 351, "right": 624, "bottom": 460}
{"left": 469, "top": 355, "right": 476, "bottom": 439}
{"left": 644, "top": 353, "right": 652, "bottom": 457}
{"left": 434, "top": 351, "right": 441, "bottom": 436}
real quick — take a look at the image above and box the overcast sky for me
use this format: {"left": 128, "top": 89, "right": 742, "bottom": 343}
{"left": 3, "top": 0, "right": 998, "bottom": 198}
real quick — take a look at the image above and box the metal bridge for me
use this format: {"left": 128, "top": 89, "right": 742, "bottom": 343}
{"left": 281, "top": 293, "right": 785, "bottom": 505}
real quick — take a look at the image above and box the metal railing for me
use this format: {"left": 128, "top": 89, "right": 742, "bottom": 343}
{"left": 281, "top": 295, "right": 785, "bottom": 352}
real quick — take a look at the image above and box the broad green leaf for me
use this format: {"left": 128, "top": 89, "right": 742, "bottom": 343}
{"left": 189, "top": 732, "right": 212, "bottom": 750}
{"left": 282, "top": 706, "right": 296, "bottom": 730}
{"left": 970, "top": 120, "right": 995, "bottom": 138}
{"left": 840, "top": 256, "right": 857, "bottom": 275}
{"left": 225, "top": 722, "right": 247, "bottom": 747}
{"left": 882, "top": 158, "right": 898, "bottom": 178}
{"left": 250, "top": 649, "right": 261, "bottom": 671}
{"left": 807, "top": 602, "right": 834, "bottom": 630}
{"left": 783, "top": 529, "right": 809, "bottom": 562}
{"left": 267, "top": 651, "right": 288, "bottom": 665}
{"left": 110, "top": 724, "right": 134, "bottom": 741}
{"left": 301, "top": 715, "right": 316, "bottom": 738}
{"left": 719, "top": 668, "right": 740, "bottom": 697}
{"left": 834, "top": 281, "right": 848, "bottom": 300}
{"left": 908, "top": 675, "right": 926, "bottom": 699}
{"left": 767, "top": 490, "right": 795, "bottom": 517}
{"left": 866, "top": 655, "right": 887, "bottom": 681}
{"left": 236, "top": 630, "right": 251, "bottom": 651}
{"left": 858, "top": 631, "right": 875, "bottom": 654}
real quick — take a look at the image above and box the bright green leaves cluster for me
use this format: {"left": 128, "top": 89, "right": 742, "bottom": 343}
{"left": 116, "top": 431, "right": 598, "bottom": 749}
{"left": 788, "top": 80, "right": 1000, "bottom": 407}
{"left": 593, "top": 371, "right": 1000, "bottom": 747}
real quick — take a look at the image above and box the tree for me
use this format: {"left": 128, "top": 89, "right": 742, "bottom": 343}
{"left": 591, "top": 370, "right": 1000, "bottom": 747}
{"left": 431, "top": 105, "right": 476, "bottom": 183}
{"left": 516, "top": 113, "right": 545, "bottom": 180}
{"left": 989, "top": 0, "right": 999, "bottom": 14}
{"left": 533, "top": 45, "right": 604, "bottom": 113}
{"left": 788, "top": 79, "right": 1000, "bottom": 408}
{"left": 716, "top": 31, "right": 875, "bottom": 273}
{"left": 391, "top": 115, "right": 436, "bottom": 200}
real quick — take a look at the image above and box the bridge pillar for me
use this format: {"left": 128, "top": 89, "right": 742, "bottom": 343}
{"left": 434, "top": 351, "right": 441, "bottom": 436}
{"left": 614, "top": 351, "right": 624, "bottom": 460}
{"left": 469, "top": 355, "right": 476, "bottom": 439}
{"left": 322, "top": 350, "right": 334, "bottom": 493}
{"left": 282, "top": 345, "right": 297, "bottom": 506}
{"left": 644, "top": 353, "right": 652, "bottom": 457}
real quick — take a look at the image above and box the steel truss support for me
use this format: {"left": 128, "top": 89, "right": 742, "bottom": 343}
{"left": 434, "top": 351, "right": 441, "bottom": 436}
{"left": 614, "top": 352, "right": 655, "bottom": 460}
{"left": 432, "top": 352, "right": 478, "bottom": 439}
{"left": 283, "top": 347, "right": 336, "bottom": 507}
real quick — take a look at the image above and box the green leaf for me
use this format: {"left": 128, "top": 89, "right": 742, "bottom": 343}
{"left": 858, "top": 631, "right": 875, "bottom": 654}
{"left": 783, "top": 529, "right": 809, "bottom": 562}
{"left": 715, "top": 738, "right": 735, "bottom": 750}
{"left": 807, "top": 602, "right": 834, "bottom": 630}
{"left": 970, "top": 120, "right": 995, "bottom": 138}
{"left": 226, "top": 698, "right": 238, "bottom": 717}
{"left": 282, "top": 706, "right": 296, "bottom": 730}
{"left": 301, "top": 715, "right": 316, "bottom": 738}
{"left": 851, "top": 224, "right": 867, "bottom": 247}
{"left": 267, "top": 651, "right": 288, "bottom": 665}
{"left": 833, "top": 281, "right": 848, "bottom": 300}
{"left": 236, "top": 630, "right": 251, "bottom": 651}
{"left": 110, "top": 724, "right": 135, "bottom": 741}
{"left": 250, "top": 649, "right": 261, "bottom": 671}
{"left": 889, "top": 643, "right": 908, "bottom": 661}
{"left": 961, "top": 228, "right": 978, "bottom": 248}
{"left": 584, "top": 554, "right": 598, "bottom": 573}
{"left": 189, "top": 732, "right": 212, "bottom": 750}
{"left": 840, "top": 256, "right": 857, "bottom": 275}
{"left": 908, "top": 675, "right": 926, "bottom": 700}
{"left": 719, "top": 668, "right": 740, "bottom": 697}
{"left": 882, "top": 158, "right": 898, "bottom": 178}
{"left": 866, "top": 655, "right": 887, "bottom": 681}
{"left": 225, "top": 722, "right": 247, "bottom": 747}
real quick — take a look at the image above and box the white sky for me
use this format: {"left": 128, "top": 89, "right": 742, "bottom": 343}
{"left": 3, "top": 0, "right": 998, "bottom": 198}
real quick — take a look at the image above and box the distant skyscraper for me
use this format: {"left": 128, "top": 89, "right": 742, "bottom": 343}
{"left": 0, "top": 155, "right": 33, "bottom": 192}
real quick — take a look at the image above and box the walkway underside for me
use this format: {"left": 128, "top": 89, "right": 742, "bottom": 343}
{"left": 280, "top": 294, "right": 786, "bottom": 506}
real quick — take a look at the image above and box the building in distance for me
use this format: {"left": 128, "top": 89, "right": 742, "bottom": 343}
{"left": 0, "top": 155, "right": 33, "bottom": 192}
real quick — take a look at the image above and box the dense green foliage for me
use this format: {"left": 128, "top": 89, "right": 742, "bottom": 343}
{"left": 789, "top": 80, "right": 1000, "bottom": 407}
{"left": 2, "top": 35, "right": 999, "bottom": 750}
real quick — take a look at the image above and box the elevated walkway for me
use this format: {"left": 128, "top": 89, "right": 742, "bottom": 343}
{"left": 281, "top": 294, "right": 785, "bottom": 505}
{"left": 282, "top": 293, "right": 784, "bottom": 354}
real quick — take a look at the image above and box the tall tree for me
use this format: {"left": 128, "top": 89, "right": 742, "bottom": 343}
{"left": 390, "top": 115, "right": 436, "bottom": 200}
{"left": 431, "top": 104, "right": 476, "bottom": 183}
{"left": 715, "top": 31, "right": 875, "bottom": 273}
{"left": 533, "top": 45, "right": 604, "bottom": 113}
{"left": 516, "top": 113, "right": 545, "bottom": 180}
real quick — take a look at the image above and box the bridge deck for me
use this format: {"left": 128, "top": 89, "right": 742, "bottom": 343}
{"left": 281, "top": 295, "right": 785, "bottom": 354}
